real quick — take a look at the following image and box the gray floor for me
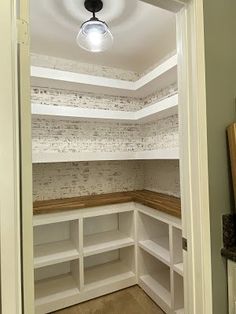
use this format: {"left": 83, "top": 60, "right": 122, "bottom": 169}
{"left": 53, "top": 286, "right": 164, "bottom": 314}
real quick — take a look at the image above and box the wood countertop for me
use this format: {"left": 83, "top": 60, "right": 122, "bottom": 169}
{"left": 33, "top": 190, "right": 181, "bottom": 218}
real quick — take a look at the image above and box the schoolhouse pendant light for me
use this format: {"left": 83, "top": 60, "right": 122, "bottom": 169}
{"left": 76, "top": 0, "right": 113, "bottom": 52}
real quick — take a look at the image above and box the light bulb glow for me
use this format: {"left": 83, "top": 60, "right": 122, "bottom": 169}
{"left": 76, "top": 19, "right": 113, "bottom": 52}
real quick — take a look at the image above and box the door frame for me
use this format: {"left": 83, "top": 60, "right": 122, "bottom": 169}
{"left": 0, "top": 1, "right": 22, "bottom": 313}
{"left": 1, "top": 0, "right": 212, "bottom": 313}
{"left": 141, "top": 0, "right": 213, "bottom": 313}
{"left": 0, "top": 0, "right": 34, "bottom": 313}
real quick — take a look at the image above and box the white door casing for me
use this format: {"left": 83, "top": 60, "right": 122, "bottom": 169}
{"left": 1, "top": 0, "right": 213, "bottom": 313}
{"left": 0, "top": 1, "right": 22, "bottom": 313}
{"left": 141, "top": 0, "right": 213, "bottom": 313}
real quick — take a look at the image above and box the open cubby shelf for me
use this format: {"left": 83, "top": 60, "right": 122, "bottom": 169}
{"left": 35, "top": 259, "right": 80, "bottom": 307}
{"left": 83, "top": 230, "right": 134, "bottom": 257}
{"left": 33, "top": 202, "right": 183, "bottom": 314}
{"left": 34, "top": 220, "right": 80, "bottom": 269}
{"left": 34, "top": 240, "right": 80, "bottom": 268}
{"left": 83, "top": 211, "right": 135, "bottom": 257}
{"left": 84, "top": 246, "right": 136, "bottom": 290}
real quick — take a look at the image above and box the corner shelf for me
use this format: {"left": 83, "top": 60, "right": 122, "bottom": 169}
{"left": 31, "top": 55, "right": 177, "bottom": 97}
{"left": 32, "top": 94, "right": 178, "bottom": 123}
{"left": 32, "top": 147, "right": 179, "bottom": 163}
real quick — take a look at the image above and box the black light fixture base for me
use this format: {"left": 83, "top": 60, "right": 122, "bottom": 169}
{"left": 84, "top": 0, "right": 103, "bottom": 13}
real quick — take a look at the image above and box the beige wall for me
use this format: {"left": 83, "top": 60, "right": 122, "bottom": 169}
{"left": 203, "top": 0, "right": 236, "bottom": 312}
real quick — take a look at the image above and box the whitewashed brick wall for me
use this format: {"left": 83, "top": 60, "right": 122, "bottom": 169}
{"left": 31, "top": 53, "right": 140, "bottom": 81}
{"left": 31, "top": 87, "right": 142, "bottom": 112}
{"left": 31, "top": 53, "right": 180, "bottom": 201}
{"left": 33, "top": 160, "right": 144, "bottom": 201}
{"left": 144, "top": 160, "right": 180, "bottom": 197}
{"left": 33, "top": 160, "right": 180, "bottom": 201}
{"left": 32, "top": 115, "right": 178, "bottom": 154}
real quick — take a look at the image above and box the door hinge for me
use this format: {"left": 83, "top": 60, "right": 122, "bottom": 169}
{"left": 182, "top": 237, "right": 188, "bottom": 251}
{"left": 17, "top": 19, "right": 29, "bottom": 45}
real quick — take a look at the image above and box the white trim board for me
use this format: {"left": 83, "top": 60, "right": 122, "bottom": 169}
{"left": 31, "top": 55, "right": 177, "bottom": 97}
{"left": 32, "top": 94, "right": 178, "bottom": 123}
{"left": 32, "top": 148, "right": 179, "bottom": 164}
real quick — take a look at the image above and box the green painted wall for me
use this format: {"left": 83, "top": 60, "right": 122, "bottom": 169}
{"left": 203, "top": 0, "right": 236, "bottom": 312}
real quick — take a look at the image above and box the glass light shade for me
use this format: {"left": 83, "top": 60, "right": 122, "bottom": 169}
{"left": 76, "top": 19, "right": 113, "bottom": 52}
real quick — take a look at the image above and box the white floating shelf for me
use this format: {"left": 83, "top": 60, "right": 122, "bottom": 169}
{"left": 139, "top": 237, "right": 170, "bottom": 266}
{"left": 84, "top": 260, "right": 135, "bottom": 291}
{"left": 175, "top": 309, "right": 184, "bottom": 314}
{"left": 84, "top": 230, "right": 134, "bottom": 257}
{"left": 32, "top": 94, "right": 178, "bottom": 124}
{"left": 35, "top": 274, "right": 79, "bottom": 307}
{"left": 174, "top": 262, "right": 183, "bottom": 276}
{"left": 139, "top": 274, "right": 171, "bottom": 313}
{"left": 32, "top": 148, "right": 179, "bottom": 164}
{"left": 34, "top": 240, "right": 80, "bottom": 269}
{"left": 31, "top": 55, "right": 177, "bottom": 97}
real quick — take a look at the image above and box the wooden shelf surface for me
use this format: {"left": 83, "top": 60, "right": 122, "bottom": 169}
{"left": 33, "top": 190, "right": 181, "bottom": 218}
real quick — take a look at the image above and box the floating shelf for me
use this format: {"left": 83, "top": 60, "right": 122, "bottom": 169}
{"left": 83, "top": 230, "right": 135, "bottom": 257}
{"left": 139, "top": 237, "right": 170, "bottom": 266}
{"left": 34, "top": 240, "right": 80, "bottom": 269}
{"left": 174, "top": 262, "right": 183, "bottom": 276}
{"left": 32, "top": 94, "right": 178, "bottom": 123}
{"left": 32, "top": 148, "right": 179, "bottom": 163}
{"left": 31, "top": 55, "right": 177, "bottom": 97}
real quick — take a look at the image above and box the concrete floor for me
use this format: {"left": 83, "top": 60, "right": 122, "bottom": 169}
{"left": 52, "top": 285, "right": 164, "bottom": 314}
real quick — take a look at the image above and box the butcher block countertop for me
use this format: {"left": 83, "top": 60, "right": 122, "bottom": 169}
{"left": 33, "top": 190, "right": 181, "bottom": 218}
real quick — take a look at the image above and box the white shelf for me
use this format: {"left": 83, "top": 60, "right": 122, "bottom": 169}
{"left": 32, "top": 148, "right": 179, "bottom": 163}
{"left": 139, "top": 274, "right": 171, "bottom": 312}
{"left": 84, "top": 260, "right": 135, "bottom": 290}
{"left": 33, "top": 201, "right": 183, "bottom": 313}
{"left": 32, "top": 94, "right": 178, "bottom": 123}
{"left": 34, "top": 240, "right": 79, "bottom": 269}
{"left": 174, "top": 262, "right": 183, "bottom": 276}
{"left": 139, "top": 237, "right": 170, "bottom": 266}
{"left": 31, "top": 55, "right": 177, "bottom": 97}
{"left": 35, "top": 274, "right": 79, "bottom": 307}
{"left": 84, "top": 230, "right": 134, "bottom": 257}
{"left": 175, "top": 308, "right": 184, "bottom": 314}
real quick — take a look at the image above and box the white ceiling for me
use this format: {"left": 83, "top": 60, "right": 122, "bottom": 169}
{"left": 30, "top": 0, "right": 176, "bottom": 73}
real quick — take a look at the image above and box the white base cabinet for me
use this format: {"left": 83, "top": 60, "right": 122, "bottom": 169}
{"left": 33, "top": 202, "right": 184, "bottom": 314}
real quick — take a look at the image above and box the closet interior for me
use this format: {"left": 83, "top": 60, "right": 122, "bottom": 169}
{"left": 30, "top": 1, "right": 183, "bottom": 313}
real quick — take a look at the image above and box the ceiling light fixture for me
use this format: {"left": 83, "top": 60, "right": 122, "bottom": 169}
{"left": 76, "top": 0, "right": 113, "bottom": 53}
